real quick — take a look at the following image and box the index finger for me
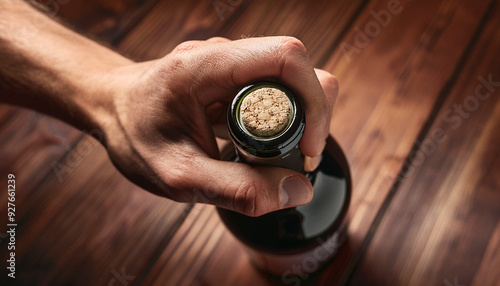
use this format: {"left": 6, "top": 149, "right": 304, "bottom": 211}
{"left": 184, "top": 36, "right": 331, "bottom": 157}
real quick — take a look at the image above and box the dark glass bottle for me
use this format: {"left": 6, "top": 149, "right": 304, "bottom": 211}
{"left": 217, "top": 82, "right": 351, "bottom": 276}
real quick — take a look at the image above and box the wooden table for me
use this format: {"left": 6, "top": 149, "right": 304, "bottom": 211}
{"left": 1, "top": 0, "right": 499, "bottom": 285}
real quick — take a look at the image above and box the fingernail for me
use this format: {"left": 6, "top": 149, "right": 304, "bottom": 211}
{"left": 280, "top": 176, "right": 312, "bottom": 208}
{"left": 304, "top": 155, "right": 322, "bottom": 172}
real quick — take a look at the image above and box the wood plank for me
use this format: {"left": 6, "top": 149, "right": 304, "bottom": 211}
{"left": 144, "top": 0, "right": 495, "bottom": 285}
{"left": 33, "top": 0, "right": 159, "bottom": 43}
{"left": 141, "top": 204, "right": 226, "bottom": 285}
{"left": 143, "top": 204, "right": 290, "bottom": 286}
{"left": 216, "top": 0, "right": 367, "bottom": 67}
{"left": 348, "top": 1, "right": 500, "bottom": 284}
{"left": 117, "top": 0, "right": 364, "bottom": 64}
{"left": 0, "top": 143, "right": 190, "bottom": 286}
{"left": 116, "top": 0, "right": 249, "bottom": 60}
{"left": 0, "top": 110, "right": 82, "bottom": 218}
{"left": 319, "top": 0, "right": 496, "bottom": 284}
{"left": 472, "top": 223, "right": 500, "bottom": 286}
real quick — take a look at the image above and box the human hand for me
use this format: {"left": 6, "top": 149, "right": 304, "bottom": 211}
{"left": 103, "top": 37, "right": 338, "bottom": 216}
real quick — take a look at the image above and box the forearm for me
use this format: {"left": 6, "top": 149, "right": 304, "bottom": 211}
{"left": 0, "top": 0, "right": 132, "bottom": 133}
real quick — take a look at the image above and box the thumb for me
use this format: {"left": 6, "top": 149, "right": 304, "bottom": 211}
{"left": 180, "top": 157, "right": 313, "bottom": 217}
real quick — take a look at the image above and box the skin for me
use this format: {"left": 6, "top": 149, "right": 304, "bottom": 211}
{"left": 0, "top": 0, "right": 338, "bottom": 216}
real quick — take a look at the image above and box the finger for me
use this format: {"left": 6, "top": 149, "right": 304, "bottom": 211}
{"left": 206, "top": 36, "right": 231, "bottom": 43}
{"left": 166, "top": 156, "right": 313, "bottom": 217}
{"left": 314, "top": 68, "right": 338, "bottom": 115}
{"left": 187, "top": 36, "right": 331, "bottom": 157}
{"left": 205, "top": 101, "right": 231, "bottom": 138}
{"left": 171, "top": 38, "right": 231, "bottom": 55}
{"left": 170, "top": 40, "right": 209, "bottom": 54}
{"left": 304, "top": 154, "right": 322, "bottom": 172}
{"left": 212, "top": 124, "right": 230, "bottom": 139}
{"left": 205, "top": 101, "right": 229, "bottom": 124}
{"left": 307, "top": 68, "right": 338, "bottom": 161}
{"left": 171, "top": 37, "right": 231, "bottom": 55}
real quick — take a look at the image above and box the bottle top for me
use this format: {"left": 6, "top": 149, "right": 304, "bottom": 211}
{"left": 228, "top": 82, "right": 304, "bottom": 158}
{"left": 240, "top": 87, "right": 292, "bottom": 137}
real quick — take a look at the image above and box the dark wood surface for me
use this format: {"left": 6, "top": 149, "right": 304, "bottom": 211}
{"left": 0, "top": 0, "right": 499, "bottom": 285}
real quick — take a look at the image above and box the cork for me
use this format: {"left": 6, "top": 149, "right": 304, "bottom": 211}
{"left": 240, "top": 87, "right": 291, "bottom": 137}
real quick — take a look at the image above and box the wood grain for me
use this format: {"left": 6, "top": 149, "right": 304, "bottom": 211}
{"left": 33, "top": 0, "right": 159, "bottom": 43}
{"left": 215, "top": 0, "right": 368, "bottom": 67}
{"left": 348, "top": 1, "right": 500, "bottom": 284}
{"left": 138, "top": 0, "right": 496, "bottom": 285}
{"left": 0, "top": 0, "right": 498, "bottom": 285}
{"left": 319, "top": 0, "right": 496, "bottom": 284}
{"left": 117, "top": 0, "right": 365, "bottom": 63}
{"left": 0, "top": 141, "right": 191, "bottom": 286}
{"left": 116, "top": 0, "right": 245, "bottom": 60}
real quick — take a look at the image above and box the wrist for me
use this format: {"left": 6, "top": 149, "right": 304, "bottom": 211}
{"left": 76, "top": 58, "right": 135, "bottom": 146}
{"left": 87, "top": 59, "right": 163, "bottom": 150}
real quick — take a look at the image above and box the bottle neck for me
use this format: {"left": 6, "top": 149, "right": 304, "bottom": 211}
{"left": 228, "top": 82, "right": 305, "bottom": 169}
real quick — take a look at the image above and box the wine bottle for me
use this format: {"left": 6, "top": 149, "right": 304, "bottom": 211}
{"left": 217, "top": 82, "right": 351, "bottom": 276}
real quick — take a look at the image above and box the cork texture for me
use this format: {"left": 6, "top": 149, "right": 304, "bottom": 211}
{"left": 240, "top": 87, "right": 291, "bottom": 137}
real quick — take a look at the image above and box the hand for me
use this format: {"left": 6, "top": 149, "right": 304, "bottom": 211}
{"left": 101, "top": 37, "right": 338, "bottom": 216}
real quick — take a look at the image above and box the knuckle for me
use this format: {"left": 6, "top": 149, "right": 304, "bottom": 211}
{"left": 278, "top": 36, "right": 307, "bottom": 56}
{"left": 321, "top": 75, "right": 338, "bottom": 112}
{"left": 274, "top": 37, "right": 309, "bottom": 78}
{"left": 207, "top": 36, "right": 230, "bottom": 42}
{"left": 172, "top": 41, "right": 201, "bottom": 54}
{"left": 155, "top": 55, "right": 186, "bottom": 87}
{"left": 323, "top": 74, "right": 338, "bottom": 89}
{"left": 199, "top": 50, "right": 226, "bottom": 69}
{"left": 232, "top": 181, "right": 258, "bottom": 216}
{"left": 163, "top": 152, "right": 198, "bottom": 189}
